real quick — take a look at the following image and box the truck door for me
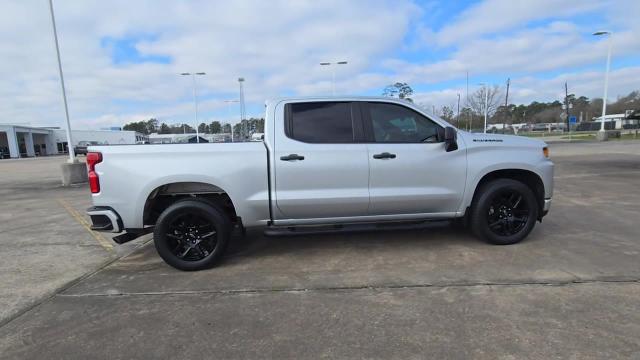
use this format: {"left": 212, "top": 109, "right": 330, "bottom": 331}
{"left": 273, "top": 101, "right": 369, "bottom": 220}
{"left": 362, "top": 101, "right": 467, "bottom": 215}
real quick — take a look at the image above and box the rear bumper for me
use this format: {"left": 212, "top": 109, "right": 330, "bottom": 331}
{"left": 87, "top": 206, "right": 123, "bottom": 233}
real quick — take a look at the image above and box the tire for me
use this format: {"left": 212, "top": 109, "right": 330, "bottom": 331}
{"left": 153, "top": 198, "right": 231, "bottom": 271}
{"left": 470, "top": 178, "right": 538, "bottom": 245}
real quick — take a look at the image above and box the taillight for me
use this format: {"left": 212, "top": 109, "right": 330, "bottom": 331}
{"left": 86, "top": 152, "right": 102, "bottom": 193}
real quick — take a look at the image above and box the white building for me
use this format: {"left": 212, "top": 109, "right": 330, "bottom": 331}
{"left": 593, "top": 113, "right": 636, "bottom": 130}
{"left": 0, "top": 124, "right": 147, "bottom": 159}
{"left": 148, "top": 133, "right": 232, "bottom": 144}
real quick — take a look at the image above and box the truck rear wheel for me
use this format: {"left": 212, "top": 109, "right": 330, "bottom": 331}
{"left": 470, "top": 179, "right": 538, "bottom": 245}
{"left": 153, "top": 199, "right": 231, "bottom": 271}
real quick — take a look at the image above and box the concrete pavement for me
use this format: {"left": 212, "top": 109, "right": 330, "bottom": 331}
{"left": 1, "top": 142, "right": 640, "bottom": 359}
{"left": 0, "top": 156, "right": 143, "bottom": 324}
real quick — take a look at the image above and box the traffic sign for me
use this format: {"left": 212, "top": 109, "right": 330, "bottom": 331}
{"left": 569, "top": 116, "right": 577, "bottom": 124}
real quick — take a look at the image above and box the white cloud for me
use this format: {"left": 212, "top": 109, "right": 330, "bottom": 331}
{"left": 0, "top": 0, "right": 419, "bottom": 128}
{"left": 0, "top": 0, "right": 638, "bottom": 130}
{"left": 394, "top": 19, "right": 640, "bottom": 87}
{"left": 433, "top": 0, "right": 604, "bottom": 46}
{"left": 413, "top": 66, "right": 640, "bottom": 112}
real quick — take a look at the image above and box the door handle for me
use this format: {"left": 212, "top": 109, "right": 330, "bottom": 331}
{"left": 280, "top": 154, "right": 305, "bottom": 161}
{"left": 373, "top": 152, "right": 396, "bottom": 159}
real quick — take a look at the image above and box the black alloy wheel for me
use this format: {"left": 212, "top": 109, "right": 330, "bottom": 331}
{"left": 154, "top": 199, "right": 231, "bottom": 271}
{"left": 165, "top": 213, "right": 218, "bottom": 261}
{"left": 486, "top": 189, "right": 530, "bottom": 237}
{"left": 470, "top": 178, "right": 538, "bottom": 245}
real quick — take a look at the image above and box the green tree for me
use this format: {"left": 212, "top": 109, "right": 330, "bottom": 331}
{"left": 159, "top": 123, "right": 171, "bottom": 134}
{"left": 382, "top": 82, "right": 414, "bottom": 102}
{"left": 122, "top": 118, "right": 158, "bottom": 135}
{"left": 198, "top": 123, "right": 208, "bottom": 134}
{"left": 209, "top": 121, "right": 222, "bottom": 134}
{"left": 146, "top": 118, "right": 158, "bottom": 134}
{"left": 123, "top": 121, "right": 147, "bottom": 134}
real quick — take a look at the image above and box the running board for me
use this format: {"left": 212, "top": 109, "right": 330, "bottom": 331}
{"left": 263, "top": 220, "right": 449, "bottom": 237}
{"left": 112, "top": 227, "right": 153, "bottom": 244}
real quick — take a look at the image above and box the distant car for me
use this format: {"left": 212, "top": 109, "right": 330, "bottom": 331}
{"left": 531, "top": 124, "right": 548, "bottom": 132}
{"left": 251, "top": 133, "right": 264, "bottom": 141}
{"left": 74, "top": 141, "right": 101, "bottom": 156}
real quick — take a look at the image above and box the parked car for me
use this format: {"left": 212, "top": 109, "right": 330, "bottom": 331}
{"left": 86, "top": 96, "right": 554, "bottom": 271}
{"left": 0, "top": 146, "right": 10, "bottom": 159}
{"left": 74, "top": 141, "right": 102, "bottom": 156}
{"left": 531, "top": 123, "right": 549, "bottom": 132}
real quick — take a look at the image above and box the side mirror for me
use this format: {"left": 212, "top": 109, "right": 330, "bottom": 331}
{"left": 444, "top": 126, "right": 458, "bottom": 152}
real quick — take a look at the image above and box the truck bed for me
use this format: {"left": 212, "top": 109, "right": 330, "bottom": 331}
{"left": 89, "top": 142, "right": 270, "bottom": 229}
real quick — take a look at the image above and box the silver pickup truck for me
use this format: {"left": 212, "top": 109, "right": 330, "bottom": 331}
{"left": 87, "top": 96, "right": 553, "bottom": 271}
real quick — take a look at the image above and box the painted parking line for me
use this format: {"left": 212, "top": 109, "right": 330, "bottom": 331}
{"left": 56, "top": 198, "right": 113, "bottom": 251}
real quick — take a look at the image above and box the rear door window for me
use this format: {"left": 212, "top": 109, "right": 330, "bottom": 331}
{"left": 286, "top": 102, "right": 354, "bottom": 143}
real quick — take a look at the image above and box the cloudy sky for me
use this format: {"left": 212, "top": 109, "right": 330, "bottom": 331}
{"left": 1, "top": 0, "right": 639, "bottom": 129}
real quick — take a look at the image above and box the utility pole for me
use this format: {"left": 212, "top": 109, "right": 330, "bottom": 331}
{"left": 504, "top": 78, "right": 510, "bottom": 134}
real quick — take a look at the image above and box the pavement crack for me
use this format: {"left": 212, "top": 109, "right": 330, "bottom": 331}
{"left": 58, "top": 277, "right": 640, "bottom": 298}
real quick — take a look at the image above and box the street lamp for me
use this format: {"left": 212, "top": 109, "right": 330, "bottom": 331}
{"left": 181, "top": 72, "right": 206, "bottom": 143}
{"left": 593, "top": 30, "right": 613, "bottom": 140}
{"left": 319, "top": 61, "right": 348, "bottom": 95}
{"left": 238, "top": 77, "right": 246, "bottom": 140}
{"left": 478, "top": 83, "right": 489, "bottom": 133}
{"left": 48, "top": 0, "right": 75, "bottom": 162}
{"left": 456, "top": 93, "right": 461, "bottom": 128}
{"left": 224, "top": 99, "right": 239, "bottom": 142}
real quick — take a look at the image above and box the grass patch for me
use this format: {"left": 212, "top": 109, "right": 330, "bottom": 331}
{"left": 559, "top": 132, "right": 640, "bottom": 141}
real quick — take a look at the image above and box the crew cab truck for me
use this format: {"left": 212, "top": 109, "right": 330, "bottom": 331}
{"left": 87, "top": 96, "right": 553, "bottom": 271}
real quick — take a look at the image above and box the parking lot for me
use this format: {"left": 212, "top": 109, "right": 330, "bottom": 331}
{"left": 1, "top": 141, "right": 640, "bottom": 359}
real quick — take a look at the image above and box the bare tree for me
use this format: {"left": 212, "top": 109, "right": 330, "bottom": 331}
{"left": 440, "top": 105, "right": 454, "bottom": 122}
{"left": 468, "top": 85, "right": 501, "bottom": 119}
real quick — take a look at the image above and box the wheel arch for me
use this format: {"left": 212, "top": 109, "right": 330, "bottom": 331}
{"left": 142, "top": 181, "right": 239, "bottom": 227}
{"left": 468, "top": 168, "right": 545, "bottom": 220}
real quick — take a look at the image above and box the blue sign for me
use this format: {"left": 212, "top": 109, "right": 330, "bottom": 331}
{"left": 569, "top": 116, "right": 577, "bottom": 124}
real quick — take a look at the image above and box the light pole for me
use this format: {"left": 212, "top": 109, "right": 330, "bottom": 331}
{"left": 320, "top": 61, "right": 348, "bottom": 95}
{"left": 478, "top": 83, "right": 488, "bottom": 133}
{"left": 456, "top": 93, "right": 461, "bottom": 128}
{"left": 224, "top": 99, "right": 239, "bottom": 142}
{"left": 593, "top": 30, "right": 613, "bottom": 140}
{"left": 181, "top": 72, "right": 206, "bottom": 143}
{"left": 48, "top": 0, "right": 75, "bottom": 162}
{"left": 238, "top": 78, "right": 246, "bottom": 140}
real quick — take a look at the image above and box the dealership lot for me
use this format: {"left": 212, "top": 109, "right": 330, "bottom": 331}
{"left": 1, "top": 141, "right": 640, "bottom": 359}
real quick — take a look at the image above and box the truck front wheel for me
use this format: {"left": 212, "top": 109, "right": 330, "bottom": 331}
{"left": 470, "top": 179, "right": 538, "bottom": 245}
{"left": 153, "top": 199, "right": 231, "bottom": 271}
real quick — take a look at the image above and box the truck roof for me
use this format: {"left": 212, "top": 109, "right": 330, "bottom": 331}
{"left": 265, "top": 95, "right": 426, "bottom": 108}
